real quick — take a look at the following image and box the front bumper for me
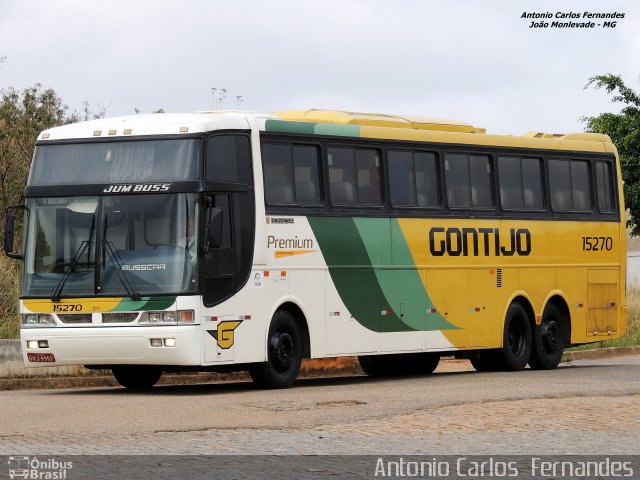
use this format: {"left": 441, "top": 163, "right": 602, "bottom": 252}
{"left": 20, "top": 325, "right": 202, "bottom": 367}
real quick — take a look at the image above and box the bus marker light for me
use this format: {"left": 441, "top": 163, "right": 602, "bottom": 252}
{"left": 329, "top": 312, "right": 340, "bottom": 317}
{"left": 179, "top": 127, "right": 189, "bottom": 132}
{"left": 281, "top": 271, "right": 287, "bottom": 277}
{"left": 123, "top": 129, "right": 132, "bottom": 135}
{"left": 535, "top": 314, "right": 542, "bottom": 325}
{"left": 179, "top": 310, "right": 194, "bottom": 323}
{"left": 210, "top": 316, "right": 218, "bottom": 322}
{"left": 609, "top": 302, "right": 616, "bottom": 308}
{"left": 575, "top": 303, "right": 584, "bottom": 309}
{"left": 163, "top": 338, "right": 176, "bottom": 347}
{"left": 241, "top": 315, "right": 251, "bottom": 320}
{"left": 93, "top": 130, "right": 102, "bottom": 136}
{"left": 381, "top": 310, "right": 392, "bottom": 316}
{"left": 108, "top": 130, "right": 117, "bottom": 135}
{"left": 427, "top": 308, "right": 437, "bottom": 314}
{"left": 264, "top": 271, "right": 270, "bottom": 277}
{"left": 42, "top": 133, "right": 50, "bottom": 139}
{"left": 26, "top": 340, "right": 39, "bottom": 349}
{"left": 150, "top": 338, "right": 163, "bottom": 347}
{"left": 471, "top": 307, "right": 481, "bottom": 312}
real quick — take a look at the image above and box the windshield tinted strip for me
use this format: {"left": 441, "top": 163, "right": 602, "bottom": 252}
{"left": 30, "top": 138, "right": 202, "bottom": 186}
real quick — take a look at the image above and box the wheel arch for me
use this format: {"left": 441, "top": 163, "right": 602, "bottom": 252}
{"left": 269, "top": 298, "right": 312, "bottom": 358}
{"left": 502, "top": 291, "right": 536, "bottom": 343}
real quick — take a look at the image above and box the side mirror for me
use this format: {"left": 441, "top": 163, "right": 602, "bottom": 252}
{"left": 4, "top": 205, "right": 26, "bottom": 260}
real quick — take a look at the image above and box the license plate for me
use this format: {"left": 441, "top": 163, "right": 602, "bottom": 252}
{"left": 27, "top": 352, "right": 56, "bottom": 363}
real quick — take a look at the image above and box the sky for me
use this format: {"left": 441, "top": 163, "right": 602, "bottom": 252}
{"left": 1, "top": 0, "right": 639, "bottom": 135}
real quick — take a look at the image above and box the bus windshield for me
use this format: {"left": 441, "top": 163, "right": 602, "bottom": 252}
{"left": 22, "top": 194, "right": 199, "bottom": 298}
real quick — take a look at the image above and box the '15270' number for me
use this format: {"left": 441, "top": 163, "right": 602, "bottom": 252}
{"left": 582, "top": 236, "right": 613, "bottom": 251}
{"left": 52, "top": 304, "right": 82, "bottom": 312}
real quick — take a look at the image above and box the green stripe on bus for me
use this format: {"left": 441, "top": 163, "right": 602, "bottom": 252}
{"left": 265, "top": 119, "right": 361, "bottom": 137}
{"left": 353, "top": 218, "right": 456, "bottom": 331}
{"left": 264, "top": 119, "right": 316, "bottom": 135}
{"left": 314, "top": 123, "right": 361, "bottom": 137}
{"left": 308, "top": 217, "right": 413, "bottom": 332}
{"left": 111, "top": 296, "right": 176, "bottom": 312}
{"left": 386, "top": 219, "right": 457, "bottom": 330}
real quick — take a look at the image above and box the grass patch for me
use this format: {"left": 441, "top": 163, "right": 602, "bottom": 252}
{"left": 0, "top": 254, "right": 19, "bottom": 339}
{"left": 0, "top": 315, "right": 19, "bottom": 339}
{"left": 569, "top": 287, "right": 640, "bottom": 350}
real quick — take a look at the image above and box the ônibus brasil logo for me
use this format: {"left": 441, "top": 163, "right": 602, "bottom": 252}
{"left": 8, "top": 456, "right": 72, "bottom": 479}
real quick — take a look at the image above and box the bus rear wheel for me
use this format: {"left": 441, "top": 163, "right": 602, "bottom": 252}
{"left": 112, "top": 366, "right": 163, "bottom": 390}
{"left": 250, "top": 310, "right": 302, "bottom": 389}
{"left": 529, "top": 304, "right": 564, "bottom": 370}
{"left": 469, "top": 351, "right": 501, "bottom": 372}
{"left": 496, "top": 303, "right": 532, "bottom": 371}
{"left": 358, "top": 352, "right": 440, "bottom": 377}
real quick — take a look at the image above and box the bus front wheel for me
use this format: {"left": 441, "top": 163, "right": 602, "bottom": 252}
{"left": 112, "top": 366, "right": 163, "bottom": 389}
{"left": 250, "top": 310, "right": 302, "bottom": 389}
{"left": 529, "top": 304, "right": 564, "bottom": 370}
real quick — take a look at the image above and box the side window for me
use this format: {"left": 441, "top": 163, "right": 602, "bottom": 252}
{"left": 596, "top": 161, "right": 614, "bottom": 213}
{"left": 445, "top": 153, "right": 492, "bottom": 209}
{"left": 328, "top": 147, "right": 357, "bottom": 205}
{"left": 522, "top": 157, "right": 544, "bottom": 209}
{"left": 388, "top": 150, "right": 439, "bottom": 208}
{"left": 262, "top": 143, "right": 322, "bottom": 206}
{"left": 549, "top": 159, "right": 592, "bottom": 212}
{"left": 328, "top": 147, "right": 381, "bottom": 206}
{"left": 498, "top": 156, "right": 544, "bottom": 210}
{"left": 206, "top": 134, "right": 252, "bottom": 184}
{"left": 355, "top": 149, "right": 382, "bottom": 205}
{"left": 294, "top": 145, "right": 322, "bottom": 205}
{"left": 263, "top": 143, "right": 294, "bottom": 204}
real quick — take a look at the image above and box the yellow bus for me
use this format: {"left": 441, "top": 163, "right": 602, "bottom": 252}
{"left": 5, "top": 109, "right": 627, "bottom": 388}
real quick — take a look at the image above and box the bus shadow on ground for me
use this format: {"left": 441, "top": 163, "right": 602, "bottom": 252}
{"left": 43, "top": 364, "right": 614, "bottom": 396}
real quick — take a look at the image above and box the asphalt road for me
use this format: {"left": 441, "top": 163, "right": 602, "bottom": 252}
{"left": 0, "top": 356, "right": 639, "bottom": 455}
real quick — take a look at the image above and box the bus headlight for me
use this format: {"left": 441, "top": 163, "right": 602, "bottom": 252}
{"left": 139, "top": 311, "right": 178, "bottom": 325}
{"left": 21, "top": 314, "right": 56, "bottom": 327}
{"left": 139, "top": 310, "right": 194, "bottom": 326}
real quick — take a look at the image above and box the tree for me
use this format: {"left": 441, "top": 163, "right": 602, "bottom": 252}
{"left": 583, "top": 74, "right": 640, "bottom": 235}
{"left": 0, "top": 84, "right": 77, "bottom": 209}
{"left": 0, "top": 85, "right": 78, "bottom": 333}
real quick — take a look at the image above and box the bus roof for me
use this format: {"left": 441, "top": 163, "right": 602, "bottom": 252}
{"left": 37, "top": 112, "right": 252, "bottom": 141}
{"left": 37, "top": 109, "right": 615, "bottom": 154}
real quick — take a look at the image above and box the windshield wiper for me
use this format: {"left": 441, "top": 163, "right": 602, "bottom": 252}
{"left": 101, "top": 213, "right": 141, "bottom": 301}
{"left": 52, "top": 217, "right": 95, "bottom": 302}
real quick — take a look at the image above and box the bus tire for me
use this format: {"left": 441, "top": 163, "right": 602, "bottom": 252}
{"left": 250, "top": 310, "right": 302, "bottom": 389}
{"left": 497, "top": 303, "right": 532, "bottom": 371}
{"left": 401, "top": 352, "right": 440, "bottom": 375}
{"left": 358, "top": 355, "right": 393, "bottom": 377}
{"left": 358, "top": 352, "right": 440, "bottom": 376}
{"left": 112, "top": 366, "right": 162, "bottom": 389}
{"left": 469, "top": 351, "right": 500, "bottom": 372}
{"left": 529, "top": 304, "right": 564, "bottom": 370}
